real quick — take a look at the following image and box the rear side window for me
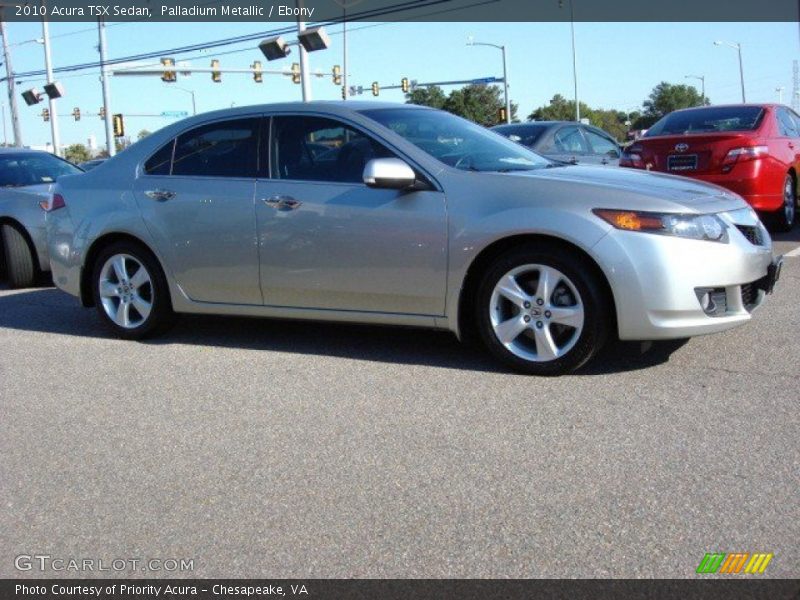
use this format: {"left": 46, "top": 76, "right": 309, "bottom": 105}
{"left": 777, "top": 108, "right": 799, "bottom": 137}
{"left": 552, "top": 126, "right": 588, "bottom": 153}
{"left": 144, "top": 140, "right": 174, "bottom": 175}
{"left": 584, "top": 129, "right": 619, "bottom": 156}
{"left": 172, "top": 118, "right": 259, "bottom": 178}
{"left": 646, "top": 106, "right": 764, "bottom": 136}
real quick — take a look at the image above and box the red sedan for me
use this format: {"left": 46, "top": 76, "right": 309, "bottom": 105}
{"left": 620, "top": 104, "right": 800, "bottom": 231}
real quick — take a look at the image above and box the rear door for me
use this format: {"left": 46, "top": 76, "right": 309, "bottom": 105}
{"left": 133, "top": 116, "right": 263, "bottom": 305}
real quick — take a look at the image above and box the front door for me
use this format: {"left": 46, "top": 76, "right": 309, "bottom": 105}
{"left": 133, "top": 116, "right": 262, "bottom": 305}
{"left": 255, "top": 114, "right": 447, "bottom": 315}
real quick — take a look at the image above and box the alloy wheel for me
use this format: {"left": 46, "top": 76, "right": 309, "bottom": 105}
{"left": 98, "top": 253, "right": 154, "bottom": 329}
{"left": 489, "top": 264, "right": 585, "bottom": 362}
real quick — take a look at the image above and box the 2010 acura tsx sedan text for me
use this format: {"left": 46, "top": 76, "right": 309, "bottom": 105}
{"left": 45, "top": 102, "right": 782, "bottom": 375}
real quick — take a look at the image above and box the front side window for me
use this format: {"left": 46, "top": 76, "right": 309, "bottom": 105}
{"left": 361, "top": 108, "right": 551, "bottom": 172}
{"left": 0, "top": 153, "right": 82, "bottom": 187}
{"left": 171, "top": 118, "right": 259, "bottom": 178}
{"left": 271, "top": 116, "right": 394, "bottom": 183}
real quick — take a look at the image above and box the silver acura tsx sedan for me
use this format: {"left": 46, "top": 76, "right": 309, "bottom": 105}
{"left": 45, "top": 102, "right": 781, "bottom": 375}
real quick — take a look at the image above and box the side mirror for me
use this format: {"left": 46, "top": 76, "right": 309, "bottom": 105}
{"left": 363, "top": 158, "right": 417, "bottom": 189}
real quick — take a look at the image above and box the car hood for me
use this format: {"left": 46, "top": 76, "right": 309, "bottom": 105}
{"left": 501, "top": 164, "right": 747, "bottom": 213}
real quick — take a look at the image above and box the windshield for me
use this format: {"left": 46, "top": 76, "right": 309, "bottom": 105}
{"left": 361, "top": 108, "right": 552, "bottom": 172}
{"left": 0, "top": 153, "right": 82, "bottom": 187}
{"left": 645, "top": 106, "right": 764, "bottom": 137}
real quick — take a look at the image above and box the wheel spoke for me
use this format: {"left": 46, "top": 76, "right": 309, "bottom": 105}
{"left": 494, "top": 315, "right": 528, "bottom": 345}
{"left": 112, "top": 256, "right": 128, "bottom": 283}
{"left": 99, "top": 281, "right": 119, "bottom": 298}
{"left": 115, "top": 301, "right": 131, "bottom": 327}
{"left": 534, "top": 325, "right": 559, "bottom": 360}
{"left": 549, "top": 305, "right": 584, "bottom": 329}
{"left": 496, "top": 273, "right": 529, "bottom": 307}
{"left": 129, "top": 266, "right": 150, "bottom": 290}
{"left": 131, "top": 295, "right": 152, "bottom": 321}
{"left": 535, "top": 266, "right": 559, "bottom": 303}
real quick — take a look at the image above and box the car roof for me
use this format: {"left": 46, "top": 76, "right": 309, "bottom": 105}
{"left": 0, "top": 147, "right": 54, "bottom": 155}
{"left": 184, "top": 100, "right": 430, "bottom": 121}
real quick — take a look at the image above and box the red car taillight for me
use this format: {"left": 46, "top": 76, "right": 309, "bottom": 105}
{"left": 40, "top": 193, "right": 66, "bottom": 212}
{"left": 721, "top": 145, "right": 768, "bottom": 173}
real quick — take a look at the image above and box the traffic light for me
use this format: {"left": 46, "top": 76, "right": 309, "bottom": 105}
{"left": 332, "top": 65, "right": 342, "bottom": 86}
{"left": 401, "top": 77, "right": 409, "bottom": 93}
{"left": 41, "top": 108, "right": 50, "bottom": 122}
{"left": 498, "top": 107, "right": 507, "bottom": 122}
{"left": 112, "top": 113, "right": 124, "bottom": 138}
{"left": 290, "top": 63, "right": 301, "bottom": 84}
{"left": 371, "top": 81, "right": 379, "bottom": 97}
{"left": 160, "top": 57, "right": 176, "bottom": 82}
{"left": 252, "top": 61, "right": 262, "bottom": 83}
{"left": 99, "top": 106, "right": 106, "bottom": 119}
{"left": 211, "top": 60, "right": 221, "bottom": 83}
{"left": 72, "top": 107, "right": 80, "bottom": 122}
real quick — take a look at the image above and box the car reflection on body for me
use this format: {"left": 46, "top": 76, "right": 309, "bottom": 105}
{"left": 46, "top": 102, "right": 780, "bottom": 375}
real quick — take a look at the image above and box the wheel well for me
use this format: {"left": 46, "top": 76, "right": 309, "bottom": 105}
{"left": 0, "top": 217, "right": 39, "bottom": 273}
{"left": 80, "top": 233, "right": 159, "bottom": 307}
{"left": 457, "top": 234, "right": 617, "bottom": 342}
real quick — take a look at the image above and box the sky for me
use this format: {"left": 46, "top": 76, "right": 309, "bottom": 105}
{"left": 2, "top": 19, "right": 799, "bottom": 150}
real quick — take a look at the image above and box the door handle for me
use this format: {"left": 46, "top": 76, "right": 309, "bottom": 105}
{"left": 144, "top": 189, "right": 176, "bottom": 201}
{"left": 789, "top": 142, "right": 795, "bottom": 149}
{"left": 263, "top": 195, "right": 302, "bottom": 210}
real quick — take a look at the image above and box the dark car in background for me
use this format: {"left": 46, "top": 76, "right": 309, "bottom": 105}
{"left": 79, "top": 158, "right": 106, "bottom": 171}
{"left": 492, "top": 121, "right": 622, "bottom": 166}
{"left": 620, "top": 104, "right": 800, "bottom": 231}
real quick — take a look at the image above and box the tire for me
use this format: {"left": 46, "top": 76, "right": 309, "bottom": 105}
{"left": 766, "top": 173, "right": 796, "bottom": 233}
{"left": 91, "top": 241, "right": 175, "bottom": 340}
{"left": 1, "top": 223, "right": 37, "bottom": 289}
{"left": 474, "top": 244, "right": 611, "bottom": 375}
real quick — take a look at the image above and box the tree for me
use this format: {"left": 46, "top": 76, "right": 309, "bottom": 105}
{"left": 137, "top": 129, "right": 152, "bottom": 141}
{"left": 405, "top": 85, "right": 447, "bottom": 110}
{"left": 440, "top": 84, "right": 518, "bottom": 126}
{"left": 638, "top": 81, "right": 708, "bottom": 128}
{"left": 64, "top": 143, "right": 91, "bottom": 164}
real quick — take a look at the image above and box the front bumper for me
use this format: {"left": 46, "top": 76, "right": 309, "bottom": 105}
{"left": 592, "top": 209, "right": 777, "bottom": 341}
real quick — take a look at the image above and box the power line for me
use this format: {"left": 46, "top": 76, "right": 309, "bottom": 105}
{"left": 2, "top": 0, "right": 453, "bottom": 82}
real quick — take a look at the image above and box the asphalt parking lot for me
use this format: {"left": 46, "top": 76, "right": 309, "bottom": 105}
{"left": 1, "top": 232, "right": 799, "bottom": 579}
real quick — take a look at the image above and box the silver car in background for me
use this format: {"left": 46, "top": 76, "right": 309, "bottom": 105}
{"left": 0, "top": 148, "right": 82, "bottom": 288}
{"left": 46, "top": 102, "right": 780, "bottom": 375}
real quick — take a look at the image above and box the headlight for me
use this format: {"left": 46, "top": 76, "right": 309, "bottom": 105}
{"left": 593, "top": 209, "right": 729, "bottom": 243}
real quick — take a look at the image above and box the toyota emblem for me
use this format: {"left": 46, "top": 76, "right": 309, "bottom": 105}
{"left": 675, "top": 143, "right": 689, "bottom": 152}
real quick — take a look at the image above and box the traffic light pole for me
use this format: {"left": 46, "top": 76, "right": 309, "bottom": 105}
{"left": 97, "top": 18, "right": 115, "bottom": 157}
{"left": 0, "top": 17, "right": 22, "bottom": 146}
{"left": 296, "top": 6, "right": 311, "bottom": 101}
{"left": 41, "top": 3, "right": 61, "bottom": 156}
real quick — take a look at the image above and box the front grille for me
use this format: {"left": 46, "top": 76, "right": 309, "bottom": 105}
{"left": 735, "top": 224, "right": 765, "bottom": 246}
{"left": 667, "top": 154, "right": 698, "bottom": 171}
{"left": 741, "top": 282, "right": 760, "bottom": 312}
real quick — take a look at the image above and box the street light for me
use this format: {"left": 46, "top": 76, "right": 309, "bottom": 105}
{"left": 173, "top": 86, "right": 196, "bottom": 115}
{"left": 558, "top": 0, "right": 579, "bottom": 121}
{"left": 684, "top": 74, "right": 705, "bottom": 101}
{"left": 714, "top": 40, "right": 745, "bottom": 103}
{"left": 467, "top": 37, "right": 511, "bottom": 124}
{"left": 258, "top": 24, "right": 330, "bottom": 102}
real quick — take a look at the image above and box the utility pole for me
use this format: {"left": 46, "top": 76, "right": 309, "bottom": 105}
{"left": 341, "top": 6, "right": 347, "bottom": 100}
{"left": 567, "top": 0, "right": 579, "bottom": 121}
{"left": 0, "top": 16, "right": 22, "bottom": 146}
{"left": 41, "top": 0, "right": 60, "bottom": 155}
{"left": 97, "top": 18, "right": 115, "bottom": 156}
{"left": 296, "top": 0, "right": 311, "bottom": 101}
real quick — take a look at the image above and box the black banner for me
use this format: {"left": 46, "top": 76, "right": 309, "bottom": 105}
{"left": 0, "top": 0, "right": 798, "bottom": 23}
{"left": 2, "top": 579, "right": 800, "bottom": 600}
